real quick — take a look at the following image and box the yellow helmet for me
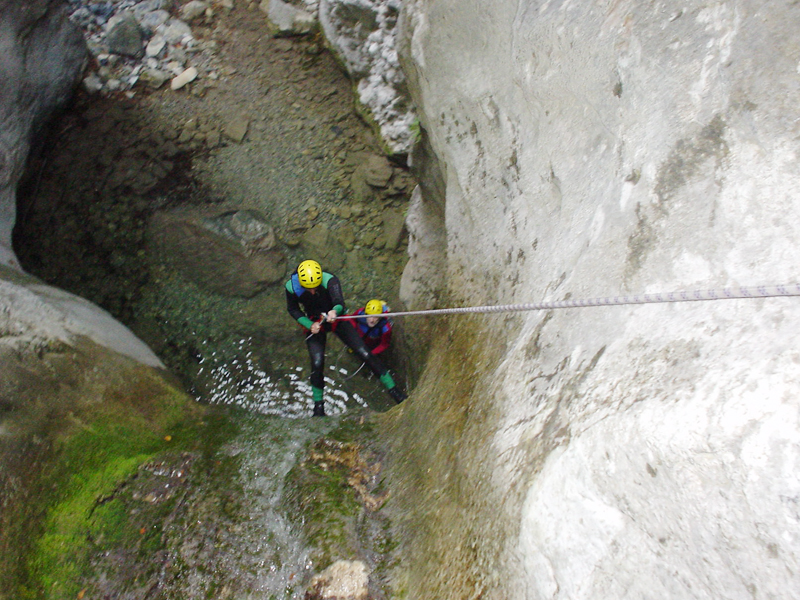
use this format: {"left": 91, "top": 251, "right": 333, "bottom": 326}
{"left": 365, "top": 299, "right": 385, "bottom": 315}
{"left": 297, "top": 260, "right": 322, "bottom": 288}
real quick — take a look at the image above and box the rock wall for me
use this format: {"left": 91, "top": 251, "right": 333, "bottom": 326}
{"left": 0, "top": 0, "right": 162, "bottom": 367}
{"left": 386, "top": 1, "right": 800, "bottom": 598}
{"left": 0, "top": 0, "right": 84, "bottom": 268}
{"left": 0, "top": 5, "right": 204, "bottom": 594}
{"left": 262, "top": 0, "right": 416, "bottom": 157}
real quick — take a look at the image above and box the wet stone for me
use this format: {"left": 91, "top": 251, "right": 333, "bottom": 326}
{"left": 382, "top": 207, "right": 406, "bottom": 251}
{"left": 148, "top": 210, "right": 288, "bottom": 298}
{"left": 106, "top": 11, "right": 144, "bottom": 58}
{"left": 181, "top": 0, "right": 209, "bottom": 21}
{"left": 140, "top": 67, "right": 171, "bottom": 88}
{"left": 222, "top": 115, "right": 249, "bottom": 142}
{"left": 336, "top": 225, "right": 356, "bottom": 251}
{"left": 171, "top": 66, "right": 198, "bottom": 90}
{"left": 203, "top": 209, "right": 278, "bottom": 253}
{"left": 362, "top": 154, "right": 393, "bottom": 188}
{"left": 305, "top": 560, "right": 369, "bottom": 600}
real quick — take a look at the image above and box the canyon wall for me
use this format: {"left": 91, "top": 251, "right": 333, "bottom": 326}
{"left": 386, "top": 1, "right": 800, "bottom": 598}
{"left": 0, "top": 0, "right": 163, "bottom": 368}
{"left": 1, "top": 4, "right": 193, "bottom": 592}
{"left": 0, "top": 0, "right": 84, "bottom": 269}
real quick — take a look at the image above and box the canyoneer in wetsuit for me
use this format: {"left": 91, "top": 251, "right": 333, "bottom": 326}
{"left": 352, "top": 299, "right": 393, "bottom": 356}
{"left": 285, "top": 260, "right": 406, "bottom": 417}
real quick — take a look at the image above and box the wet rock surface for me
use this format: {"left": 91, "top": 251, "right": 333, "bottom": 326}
{"left": 305, "top": 559, "right": 370, "bottom": 600}
{"left": 69, "top": 410, "right": 396, "bottom": 600}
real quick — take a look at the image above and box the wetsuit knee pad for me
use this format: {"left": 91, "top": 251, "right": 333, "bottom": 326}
{"left": 307, "top": 337, "right": 325, "bottom": 367}
{"left": 310, "top": 350, "right": 324, "bottom": 372}
{"left": 353, "top": 345, "right": 372, "bottom": 362}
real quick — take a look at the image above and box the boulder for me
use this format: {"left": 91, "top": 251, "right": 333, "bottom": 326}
{"left": 261, "top": 0, "right": 317, "bottom": 36}
{"left": 302, "top": 223, "right": 346, "bottom": 271}
{"left": 148, "top": 210, "right": 287, "bottom": 298}
{"left": 222, "top": 114, "right": 250, "bottom": 143}
{"left": 106, "top": 11, "right": 144, "bottom": 58}
{"left": 319, "top": 0, "right": 379, "bottom": 77}
{"left": 305, "top": 560, "right": 369, "bottom": 600}
{"left": 349, "top": 152, "right": 393, "bottom": 202}
{"left": 362, "top": 153, "right": 393, "bottom": 187}
{"left": 381, "top": 206, "right": 405, "bottom": 250}
{"left": 320, "top": 0, "right": 416, "bottom": 155}
{"left": 203, "top": 209, "right": 278, "bottom": 254}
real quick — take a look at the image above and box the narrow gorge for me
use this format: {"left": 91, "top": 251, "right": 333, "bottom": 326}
{"left": 2, "top": 1, "right": 800, "bottom": 599}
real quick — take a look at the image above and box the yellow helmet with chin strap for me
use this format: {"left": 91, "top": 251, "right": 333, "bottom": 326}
{"left": 297, "top": 260, "right": 322, "bottom": 288}
{"left": 365, "top": 299, "right": 385, "bottom": 315}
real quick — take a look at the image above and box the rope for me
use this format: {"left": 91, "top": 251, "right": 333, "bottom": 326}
{"left": 336, "top": 283, "right": 800, "bottom": 320}
{"left": 333, "top": 345, "right": 366, "bottom": 382}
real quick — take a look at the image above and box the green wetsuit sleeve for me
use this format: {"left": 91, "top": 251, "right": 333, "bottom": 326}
{"left": 333, "top": 304, "right": 343, "bottom": 315}
{"left": 298, "top": 316, "right": 314, "bottom": 329}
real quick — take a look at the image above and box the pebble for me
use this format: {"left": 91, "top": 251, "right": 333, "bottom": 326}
{"left": 140, "top": 68, "right": 170, "bottom": 89}
{"left": 205, "top": 130, "right": 221, "bottom": 148}
{"left": 181, "top": 1, "right": 209, "bottom": 21}
{"left": 223, "top": 116, "right": 250, "bottom": 143}
{"left": 171, "top": 66, "right": 198, "bottom": 90}
{"left": 177, "top": 129, "right": 195, "bottom": 144}
{"left": 83, "top": 74, "right": 104, "bottom": 93}
{"left": 139, "top": 9, "right": 170, "bottom": 32}
{"left": 146, "top": 37, "right": 166, "bottom": 57}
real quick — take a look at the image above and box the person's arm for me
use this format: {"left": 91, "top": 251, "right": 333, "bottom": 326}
{"left": 286, "top": 288, "right": 313, "bottom": 329}
{"left": 324, "top": 274, "right": 346, "bottom": 319}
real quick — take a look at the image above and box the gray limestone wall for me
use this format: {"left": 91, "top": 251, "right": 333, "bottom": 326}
{"left": 0, "top": 0, "right": 163, "bottom": 368}
{"left": 387, "top": 1, "right": 800, "bottom": 598}
{"left": 0, "top": 0, "right": 85, "bottom": 268}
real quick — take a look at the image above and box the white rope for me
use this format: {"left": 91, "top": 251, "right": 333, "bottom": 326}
{"left": 337, "top": 283, "right": 800, "bottom": 320}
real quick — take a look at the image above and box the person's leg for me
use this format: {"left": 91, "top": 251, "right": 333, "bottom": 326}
{"left": 306, "top": 332, "right": 327, "bottom": 415}
{"left": 335, "top": 322, "right": 406, "bottom": 403}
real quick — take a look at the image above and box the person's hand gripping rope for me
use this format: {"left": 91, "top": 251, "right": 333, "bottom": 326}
{"left": 308, "top": 310, "right": 338, "bottom": 337}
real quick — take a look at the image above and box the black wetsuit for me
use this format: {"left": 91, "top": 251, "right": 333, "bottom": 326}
{"left": 285, "top": 272, "right": 388, "bottom": 390}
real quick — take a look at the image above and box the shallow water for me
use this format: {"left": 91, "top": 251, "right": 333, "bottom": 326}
{"left": 196, "top": 342, "right": 385, "bottom": 417}
{"left": 195, "top": 415, "right": 328, "bottom": 599}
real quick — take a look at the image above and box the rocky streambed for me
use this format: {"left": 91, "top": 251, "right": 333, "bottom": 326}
{"left": 10, "top": 0, "right": 415, "bottom": 597}
{"left": 16, "top": 0, "right": 414, "bottom": 416}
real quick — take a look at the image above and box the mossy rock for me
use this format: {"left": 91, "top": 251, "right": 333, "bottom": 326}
{"left": 283, "top": 412, "right": 399, "bottom": 588}
{"left": 0, "top": 336, "right": 212, "bottom": 600}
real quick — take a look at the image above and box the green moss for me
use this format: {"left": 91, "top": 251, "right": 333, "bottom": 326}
{"left": 409, "top": 118, "right": 422, "bottom": 144}
{"left": 284, "top": 412, "right": 384, "bottom": 568}
{"left": 30, "top": 454, "right": 149, "bottom": 596}
{"left": 6, "top": 351, "right": 208, "bottom": 600}
{"left": 286, "top": 456, "right": 362, "bottom": 567}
